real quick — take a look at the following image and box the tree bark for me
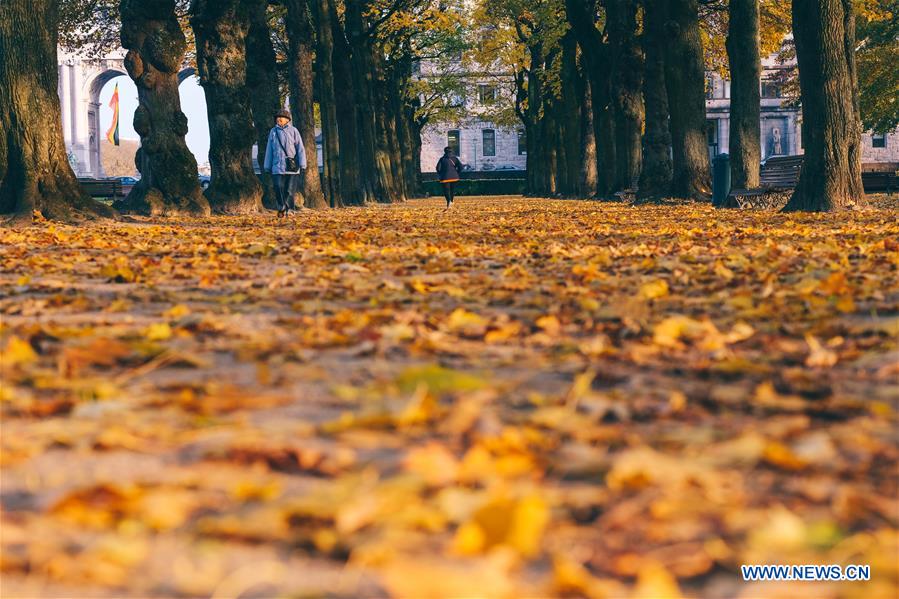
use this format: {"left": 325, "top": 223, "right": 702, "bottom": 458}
{"left": 726, "top": 0, "right": 761, "bottom": 190}
{"left": 637, "top": 0, "right": 672, "bottom": 198}
{"left": 663, "top": 0, "right": 711, "bottom": 199}
{"left": 191, "top": 0, "right": 263, "bottom": 214}
{"left": 344, "top": 0, "right": 394, "bottom": 203}
{"left": 607, "top": 0, "right": 644, "bottom": 192}
{"left": 246, "top": 0, "right": 280, "bottom": 210}
{"left": 560, "top": 32, "right": 583, "bottom": 196}
{"left": 784, "top": 0, "right": 864, "bottom": 211}
{"left": 312, "top": 0, "right": 342, "bottom": 206}
{"left": 579, "top": 79, "right": 598, "bottom": 196}
{"left": 564, "top": 0, "right": 615, "bottom": 196}
{"left": 0, "top": 0, "right": 114, "bottom": 224}
{"left": 116, "top": 0, "right": 209, "bottom": 216}
{"left": 285, "top": 0, "right": 327, "bottom": 209}
{"left": 330, "top": 6, "right": 365, "bottom": 205}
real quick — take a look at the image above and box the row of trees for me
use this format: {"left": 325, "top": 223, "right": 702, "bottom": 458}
{"left": 475, "top": 0, "right": 894, "bottom": 211}
{"left": 1, "top": 0, "right": 466, "bottom": 222}
{"left": 1, "top": 0, "right": 895, "bottom": 221}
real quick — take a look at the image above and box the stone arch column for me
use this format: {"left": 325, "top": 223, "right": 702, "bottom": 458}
{"left": 81, "top": 59, "right": 127, "bottom": 178}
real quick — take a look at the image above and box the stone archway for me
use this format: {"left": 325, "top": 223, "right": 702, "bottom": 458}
{"left": 83, "top": 62, "right": 128, "bottom": 178}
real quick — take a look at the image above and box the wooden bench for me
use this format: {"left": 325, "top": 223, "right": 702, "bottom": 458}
{"left": 726, "top": 155, "right": 802, "bottom": 209}
{"left": 861, "top": 165, "right": 899, "bottom": 195}
{"left": 78, "top": 178, "right": 124, "bottom": 199}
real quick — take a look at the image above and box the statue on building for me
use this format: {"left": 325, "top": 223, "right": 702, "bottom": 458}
{"left": 769, "top": 127, "right": 783, "bottom": 156}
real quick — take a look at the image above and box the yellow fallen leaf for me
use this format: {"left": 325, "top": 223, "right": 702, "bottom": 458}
{"left": 2, "top": 336, "right": 38, "bottom": 366}
{"left": 639, "top": 279, "right": 669, "bottom": 299}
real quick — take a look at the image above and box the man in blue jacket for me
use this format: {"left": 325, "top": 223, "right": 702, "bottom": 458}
{"left": 264, "top": 109, "right": 307, "bottom": 218}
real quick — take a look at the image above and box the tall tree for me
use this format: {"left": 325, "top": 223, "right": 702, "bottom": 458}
{"left": 637, "top": 0, "right": 672, "bottom": 199}
{"left": 606, "top": 0, "right": 643, "bottom": 192}
{"left": 663, "top": 0, "right": 711, "bottom": 200}
{"left": 0, "top": 0, "right": 114, "bottom": 223}
{"left": 330, "top": 2, "right": 366, "bottom": 205}
{"left": 285, "top": 0, "right": 328, "bottom": 209}
{"left": 564, "top": 0, "right": 615, "bottom": 196}
{"left": 784, "top": 0, "right": 864, "bottom": 211}
{"left": 116, "top": 0, "right": 210, "bottom": 216}
{"left": 191, "top": 0, "right": 263, "bottom": 214}
{"left": 246, "top": 0, "right": 281, "bottom": 210}
{"left": 725, "top": 0, "right": 761, "bottom": 190}
{"left": 312, "top": 0, "right": 342, "bottom": 206}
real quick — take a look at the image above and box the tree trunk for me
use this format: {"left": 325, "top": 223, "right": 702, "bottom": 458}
{"left": 285, "top": 0, "right": 327, "bottom": 209}
{"left": 564, "top": 0, "right": 615, "bottom": 196}
{"left": 726, "top": 0, "right": 761, "bottom": 191}
{"left": 330, "top": 3, "right": 365, "bottom": 205}
{"left": 663, "top": 0, "right": 711, "bottom": 199}
{"left": 637, "top": 0, "right": 673, "bottom": 198}
{"left": 312, "top": 0, "right": 342, "bottom": 206}
{"left": 191, "top": 0, "right": 263, "bottom": 214}
{"left": 344, "top": 0, "right": 394, "bottom": 203}
{"left": 784, "top": 0, "right": 864, "bottom": 211}
{"left": 117, "top": 0, "right": 209, "bottom": 216}
{"left": 579, "top": 80, "right": 598, "bottom": 196}
{"left": 246, "top": 0, "right": 280, "bottom": 210}
{"left": 607, "top": 0, "right": 644, "bottom": 192}
{"left": 560, "top": 32, "right": 583, "bottom": 197}
{"left": 0, "top": 0, "right": 114, "bottom": 224}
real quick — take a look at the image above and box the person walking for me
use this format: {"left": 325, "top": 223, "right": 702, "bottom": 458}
{"left": 435, "top": 146, "right": 463, "bottom": 209}
{"left": 263, "top": 109, "right": 307, "bottom": 218}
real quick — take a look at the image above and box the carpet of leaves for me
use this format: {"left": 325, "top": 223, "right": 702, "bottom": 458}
{"left": 1, "top": 197, "right": 898, "bottom": 598}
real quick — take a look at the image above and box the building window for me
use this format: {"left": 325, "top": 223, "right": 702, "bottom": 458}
{"left": 517, "top": 129, "right": 526, "bottom": 155}
{"left": 478, "top": 85, "right": 496, "bottom": 104}
{"left": 872, "top": 133, "right": 886, "bottom": 148}
{"left": 447, "top": 130, "right": 460, "bottom": 155}
{"left": 706, "top": 120, "right": 718, "bottom": 146}
{"left": 761, "top": 80, "right": 782, "bottom": 98}
{"left": 482, "top": 129, "right": 495, "bottom": 157}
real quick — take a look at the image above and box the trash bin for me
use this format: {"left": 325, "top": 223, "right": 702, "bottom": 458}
{"left": 712, "top": 153, "right": 730, "bottom": 207}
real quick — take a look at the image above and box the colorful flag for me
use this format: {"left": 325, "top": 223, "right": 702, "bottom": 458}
{"left": 105, "top": 83, "right": 120, "bottom": 146}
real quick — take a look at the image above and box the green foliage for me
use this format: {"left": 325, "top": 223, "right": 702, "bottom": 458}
{"left": 856, "top": 0, "right": 899, "bottom": 132}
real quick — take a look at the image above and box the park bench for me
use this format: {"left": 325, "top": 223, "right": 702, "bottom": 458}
{"left": 861, "top": 162, "right": 899, "bottom": 195}
{"left": 726, "top": 156, "right": 898, "bottom": 208}
{"left": 726, "top": 155, "right": 802, "bottom": 209}
{"left": 78, "top": 178, "right": 124, "bottom": 200}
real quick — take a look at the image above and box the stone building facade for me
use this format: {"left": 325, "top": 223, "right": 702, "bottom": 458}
{"left": 418, "top": 54, "right": 899, "bottom": 175}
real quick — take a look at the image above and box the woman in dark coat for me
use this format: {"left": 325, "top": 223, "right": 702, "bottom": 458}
{"left": 435, "top": 146, "right": 463, "bottom": 208}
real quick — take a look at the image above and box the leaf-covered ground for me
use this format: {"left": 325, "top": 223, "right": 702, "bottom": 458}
{"left": 1, "top": 197, "right": 897, "bottom": 598}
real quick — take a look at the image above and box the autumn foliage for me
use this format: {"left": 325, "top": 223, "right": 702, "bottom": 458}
{"left": 1, "top": 198, "right": 897, "bottom": 597}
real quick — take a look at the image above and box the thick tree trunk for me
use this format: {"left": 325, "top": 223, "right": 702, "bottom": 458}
{"left": 246, "top": 0, "right": 280, "bottom": 210}
{"left": 726, "top": 0, "right": 761, "bottom": 190}
{"left": 637, "top": 0, "right": 673, "bottom": 198}
{"left": 564, "top": 0, "right": 614, "bottom": 196}
{"left": 607, "top": 0, "right": 644, "bottom": 192}
{"left": 580, "top": 81, "right": 599, "bottom": 196}
{"left": 784, "top": 0, "right": 864, "bottom": 211}
{"left": 526, "top": 44, "right": 545, "bottom": 195}
{"left": 344, "top": 0, "right": 395, "bottom": 203}
{"left": 330, "top": 8, "right": 365, "bottom": 205}
{"left": 663, "top": 0, "right": 711, "bottom": 199}
{"left": 117, "top": 0, "right": 209, "bottom": 216}
{"left": 286, "top": 0, "right": 327, "bottom": 209}
{"left": 560, "top": 33, "right": 583, "bottom": 197}
{"left": 191, "top": 0, "right": 263, "bottom": 214}
{"left": 312, "top": 0, "right": 342, "bottom": 206}
{"left": 0, "top": 0, "right": 114, "bottom": 224}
